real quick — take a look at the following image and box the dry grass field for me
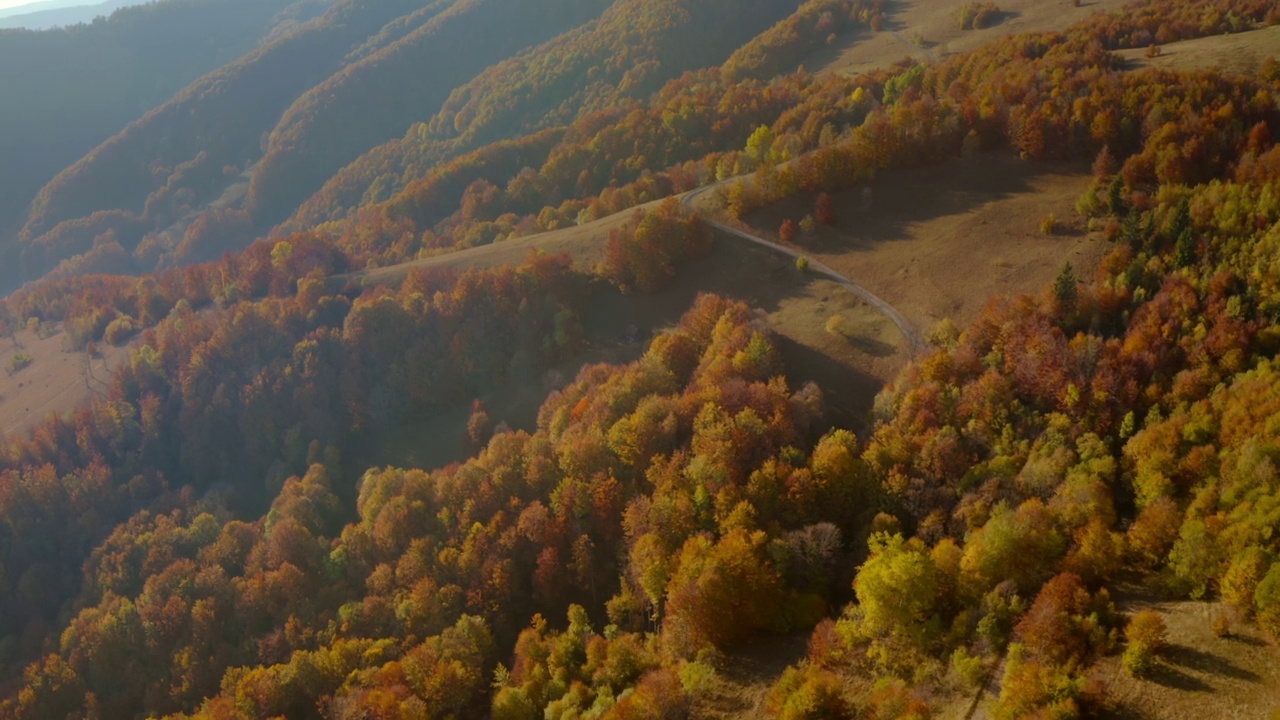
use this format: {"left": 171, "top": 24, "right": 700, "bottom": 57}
{"left": 808, "top": 0, "right": 1130, "bottom": 77}
{"left": 1116, "top": 23, "right": 1280, "bottom": 75}
{"left": 742, "top": 152, "right": 1109, "bottom": 340}
{"left": 1095, "top": 589, "right": 1280, "bottom": 720}
{"left": 339, "top": 196, "right": 676, "bottom": 290}
{"left": 0, "top": 326, "right": 133, "bottom": 438}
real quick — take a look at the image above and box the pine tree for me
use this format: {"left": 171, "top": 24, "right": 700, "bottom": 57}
{"left": 1053, "top": 262, "right": 1078, "bottom": 311}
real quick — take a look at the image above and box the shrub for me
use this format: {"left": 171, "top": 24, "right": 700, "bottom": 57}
{"left": 799, "top": 214, "right": 817, "bottom": 234}
{"left": 764, "top": 665, "right": 852, "bottom": 720}
{"left": 1040, "top": 213, "right": 1059, "bottom": 235}
{"left": 6, "top": 352, "right": 32, "bottom": 375}
{"left": 1121, "top": 642, "right": 1155, "bottom": 677}
{"left": 796, "top": 257, "right": 810, "bottom": 272}
{"left": 780, "top": 219, "right": 798, "bottom": 243}
{"left": 1212, "top": 612, "right": 1231, "bottom": 638}
{"left": 950, "top": 647, "right": 986, "bottom": 689}
{"left": 825, "top": 314, "right": 846, "bottom": 337}
{"left": 867, "top": 678, "right": 928, "bottom": 720}
{"left": 955, "top": 1, "right": 1000, "bottom": 30}
{"left": 1125, "top": 610, "right": 1167, "bottom": 652}
{"left": 103, "top": 315, "right": 139, "bottom": 346}
{"left": 1121, "top": 610, "right": 1166, "bottom": 677}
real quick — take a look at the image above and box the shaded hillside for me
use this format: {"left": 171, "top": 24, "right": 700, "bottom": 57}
{"left": 14, "top": 0, "right": 434, "bottom": 281}
{"left": 0, "top": 0, "right": 311, "bottom": 257}
{"left": 284, "top": 0, "right": 816, "bottom": 231}
{"left": 243, "top": 0, "right": 612, "bottom": 228}
{"left": 0, "top": 0, "right": 142, "bottom": 29}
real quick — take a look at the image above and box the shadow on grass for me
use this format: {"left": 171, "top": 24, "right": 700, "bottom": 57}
{"left": 761, "top": 152, "right": 1070, "bottom": 258}
{"left": 1147, "top": 662, "right": 1213, "bottom": 692}
{"left": 843, "top": 332, "right": 898, "bottom": 359}
{"left": 1224, "top": 633, "right": 1268, "bottom": 648}
{"left": 1163, "top": 644, "right": 1261, "bottom": 682}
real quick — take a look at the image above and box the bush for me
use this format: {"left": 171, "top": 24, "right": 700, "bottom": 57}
{"left": 867, "top": 678, "right": 928, "bottom": 720}
{"left": 780, "top": 219, "right": 798, "bottom": 243}
{"left": 764, "top": 665, "right": 852, "bottom": 720}
{"left": 1212, "top": 612, "right": 1231, "bottom": 638}
{"left": 955, "top": 1, "right": 1000, "bottom": 30}
{"left": 1040, "top": 213, "right": 1059, "bottom": 235}
{"left": 825, "top": 314, "right": 846, "bottom": 337}
{"left": 1121, "top": 642, "right": 1155, "bottom": 677}
{"left": 950, "top": 647, "right": 987, "bottom": 689}
{"left": 6, "top": 352, "right": 32, "bottom": 375}
{"left": 103, "top": 315, "right": 140, "bottom": 346}
{"left": 1125, "top": 610, "right": 1167, "bottom": 652}
{"left": 1122, "top": 610, "right": 1166, "bottom": 677}
{"left": 796, "top": 256, "right": 810, "bottom": 272}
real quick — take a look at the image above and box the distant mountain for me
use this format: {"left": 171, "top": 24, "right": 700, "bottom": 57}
{"left": 13, "top": 0, "right": 806, "bottom": 286}
{"left": 0, "top": 0, "right": 140, "bottom": 29}
{"left": 0, "top": 0, "right": 327, "bottom": 288}
{"left": 0, "top": 0, "right": 89, "bottom": 19}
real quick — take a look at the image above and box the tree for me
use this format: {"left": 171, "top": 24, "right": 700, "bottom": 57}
{"left": 661, "top": 529, "right": 784, "bottom": 658}
{"left": 1122, "top": 609, "right": 1166, "bottom": 677}
{"left": 815, "top": 193, "right": 835, "bottom": 225}
{"left": 853, "top": 534, "right": 942, "bottom": 657}
{"left": 780, "top": 219, "right": 797, "bottom": 243}
{"left": 1053, "top": 262, "right": 1078, "bottom": 314}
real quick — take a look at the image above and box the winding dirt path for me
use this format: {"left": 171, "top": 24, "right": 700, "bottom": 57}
{"left": 683, "top": 180, "right": 926, "bottom": 357}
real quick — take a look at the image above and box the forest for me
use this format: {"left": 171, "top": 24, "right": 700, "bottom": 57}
{"left": 0, "top": 0, "right": 1277, "bottom": 716}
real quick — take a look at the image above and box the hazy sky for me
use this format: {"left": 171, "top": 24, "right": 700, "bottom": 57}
{"left": 0, "top": 0, "right": 87, "bottom": 12}
{"left": 0, "top": 0, "right": 50, "bottom": 11}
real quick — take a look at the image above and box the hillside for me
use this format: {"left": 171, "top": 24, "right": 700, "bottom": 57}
{"left": 0, "top": 0, "right": 1277, "bottom": 718}
{"left": 243, "top": 0, "right": 613, "bottom": 229}
{"left": 0, "top": 0, "right": 143, "bottom": 28}
{"left": 0, "top": 0, "right": 316, "bottom": 281}
{"left": 16, "top": 0, "right": 432, "bottom": 252}
{"left": 9, "top": 0, "right": 816, "bottom": 293}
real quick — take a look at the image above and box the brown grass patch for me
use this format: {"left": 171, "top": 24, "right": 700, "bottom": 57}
{"left": 0, "top": 327, "right": 133, "bottom": 438}
{"left": 1095, "top": 588, "right": 1280, "bottom": 719}
{"left": 807, "top": 0, "right": 1130, "bottom": 78}
{"left": 340, "top": 198, "right": 667, "bottom": 289}
{"left": 744, "top": 152, "right": 1108, "bottom": 337}
{"left": 1116, "top": 24, "right": 1280, "bottom": 76}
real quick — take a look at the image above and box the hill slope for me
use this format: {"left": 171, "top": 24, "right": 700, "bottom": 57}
{"left": 0, "top": 0, "right": 314, "bottom": 274}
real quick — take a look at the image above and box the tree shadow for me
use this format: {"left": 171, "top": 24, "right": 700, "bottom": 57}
{"left": 980, "top": 9, "right": 1021, "bottom": 29}
{"left": 800, "top": 27, "right": 874, "bottom": 71}
{"left": 768, "top": 152, "right": 1072, "bottom": 258}
{"left": 1224, "top": 633, "right": 1268, "bottom": 648}
{"left": 876, "top": 0, "right": 908, "bottom": 33}
{"left": 771, "top": 333, "right": 882, "bottom": 436}
{"left": 843, "top": 332, "right": 898, "bottom": 359}
{"left": 1162, "top": 644, "right": 1261, "bottom": 682}
{"left": 1146, "top": 662, "right": 1213, "bottom": 692}
{"left": 586, "top": 239, "right": 889, "bottom": 434}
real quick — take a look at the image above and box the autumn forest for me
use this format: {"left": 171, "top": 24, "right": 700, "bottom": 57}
{"left": 0, "top": 0, "right": 1278, "bottom": 717}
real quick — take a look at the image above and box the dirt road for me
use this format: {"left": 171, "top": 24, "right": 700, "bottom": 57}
{"left": 683, "top": 180, "right": 926, "bottom": 357}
